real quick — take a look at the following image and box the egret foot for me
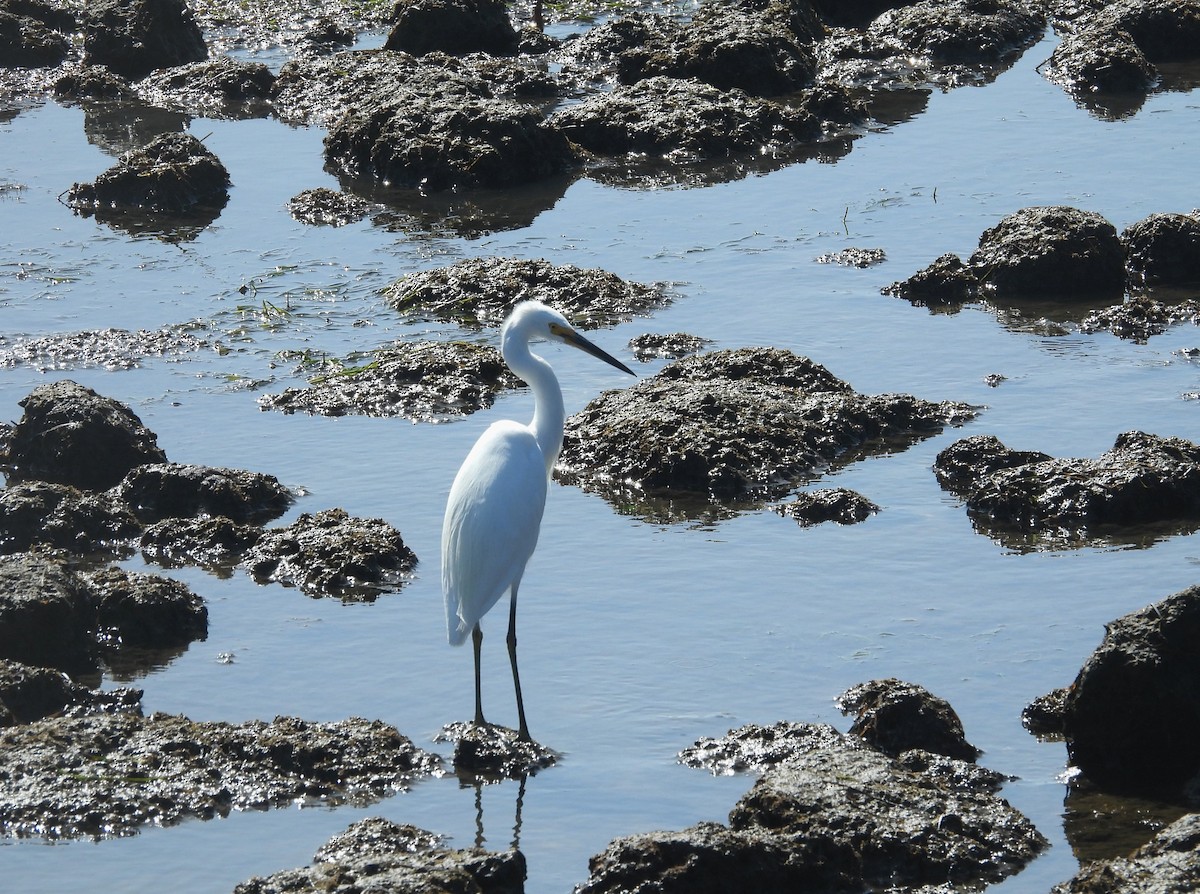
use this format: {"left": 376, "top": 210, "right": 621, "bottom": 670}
{"left": 437, "top": 720, "right": 557, "bottom": 780}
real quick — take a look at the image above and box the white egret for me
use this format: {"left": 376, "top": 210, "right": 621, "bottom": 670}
{"left": 442, "top": 300, "right": 634, "bottom": 742}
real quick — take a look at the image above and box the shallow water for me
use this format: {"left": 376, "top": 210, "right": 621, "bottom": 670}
{"left": 3, "top": 26, "right": 1200, "bottom": 893}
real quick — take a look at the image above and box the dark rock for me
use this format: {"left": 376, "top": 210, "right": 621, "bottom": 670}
{"left": 812, "top": 0, "right": 906, "bottom": 28}
{"left": 272, "top": 49, "right": 490, "bottom": 129}
{"left": 300, "top": 15, "right": 356, "bottom": 55}
{"left": 1022, "top": 686, "right": 1069, "bottom": 738}
{"left": 287, "top": 187, "right": 371, "bottom": 227}
{"left": 83, "top": 567, "right": 207, "bottom": 650}
{"left": 1044, "top": 22, "right": 1158, "bottom": 98}
{"left": 560, "top": 347, "right": 976, "bottom": 519}
{"left": 242, "top": 508, "right": 417, "bottom": 600}
{"left": 0, "top": 552, "right": 97, "bottom": 673}
{"left": 114, "top": 462, "right": 293, "bottom": 524}
{"left": 968, "top": 206, "right": 1126, "bottom": 300}
{"left": 137, "top": 56, "right": 275, "bottom": 118}
{"left": 384, "top": 256, "right": 668, "bottom": 328}
{"left": 53, "top": 65, "right": 136, "bottom": 101}
{"left": 324, "top": 91, "right": 575, "bottom": 192}
{"left": 140, "top": 515, "right": 263, "bottom": 573}
{"left": 0, "top": 481, "right": 141, "bottom": 556}
{"left": 0, "top": 712, "right": 441, "bottom": 839}
{"left": 616, "top": 3, "right": 818, "bottom": 97}
{"left": 1081, "top": 295, "right": 1200, "bottom": 343}
{"left": 869, "top": 0, "right": 1045, "bottom": 64}
{"left": 67, "top": 131, "right": 231, "bottom": 218}
{"left": 628, "top": 332, "right": 713, "bottom": 362}
{"left": 883, "top": 252, "right": 980, "bottom": 307}
{"left": 437, "top": 721, "right": 557, "bottom": 780}
{"left": 1123, "top": 211, "right": 1200, "bottom": 287}
{"left": 236, "top": 816, "right": 526, "bottom": 894}
{"left": 1053, "top": 810, "right": 1200, "bottom": 892}
{"left": 815, "top": 246, "right": 886, "bottom": 267}
{"left": 384, "top": 0, "right": 519, "bottom": 57}
{"left": 775, "top": 487, "right": 879, "bottom": 525}
{"left": 679, "top": 720, "right": 855, "bottom": 775}
{"left": 258, "top": 341, "right": 522, "bottom": 420}
{"left": 82, "top": 0, "right": 208, "bottom": 79}
{"left": 1061, "top": 585, "right": 1200, "bottom": 802}
{"left": 934, "top": 431, "right": 1200, "bottom": 549}
{"left": 3, "top": 380, "right": 167, "bottom": 491}
{"left": 0, "top": 658, "right": 142, "bottom": 727}
{"left": 837, "top": 678, "right": 980, "bottom": 761}
{"left": 586, "top": 722, "right": 1045, "bottom": 893}
{"left": 0, "top": 326, "right": 208, "bottom": 370}
{"left": 548, "top": 75, "right": 823, "bottom": 163}
{"left": 0, "top": 3, "right": 69, "bottom": 69}
{"left": 1087, "top": 0, "right": 1200, "bottom": 63}
{"left": 933, "top": 433, "right": 1054, "bottom": 496}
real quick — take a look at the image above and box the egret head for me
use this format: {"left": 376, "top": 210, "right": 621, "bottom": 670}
{"left": 503, "top": 300, "right": 635, "bottom": 376}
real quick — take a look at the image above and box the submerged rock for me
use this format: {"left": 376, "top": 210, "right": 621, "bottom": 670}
{"left": 586, "top": 721, "right": 1045, "bottom": 893}
{"left": 3, "top": 380, "right": 166, "bottom": 491}
{"left": 0, "top": 327, "right": 210, "bottom": 371}
{"left": 66, "top": 132, "right": 231, "bottom": 230}
{"left": 0, "top": 713, "right": 441, "bottom": 839}
{"left": 258, "top": 340, "right": 522, "bottom": 420}
{"left": 774, "top": 487, "right": 878, "bottom": 526}
{"left": 934, "top": 431, "right": 1200, "bottom": 550}
{"left": 384, "top": 256, "right": 668, "bottom": 328}
{"left": 837, "top": 678, "right": 980, "bottom": 762}
{"left": 243, "top": 508, "right": 417, "bottom": 600}
{"left": 560, "top": 347, "right": 976, "bottom": 519}
{"left": 235, "top": 816, "right": 526, "bottom": 894}
{"left": 287, "top": 187, "right": 371, "bottom": 227}
{"left": 81, "top": 0, "right": 208, "bottom": 79}
{"left": 1058, "top": 585, "right": 1200, "bottom": 804}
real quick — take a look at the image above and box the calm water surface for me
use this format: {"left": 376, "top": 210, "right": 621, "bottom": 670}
{"left": 3, "top": 29, "right": 1200, "bottom": 893}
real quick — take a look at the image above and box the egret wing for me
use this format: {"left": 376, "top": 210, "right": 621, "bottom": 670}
{"left": 442, "top": 420, "right": 549, "bottom": 645}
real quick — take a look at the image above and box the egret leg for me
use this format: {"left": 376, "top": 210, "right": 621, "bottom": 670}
{"left": 472, "top": 623, "right": 486, "bottom": 727}
{"left": 507, "top": 584, "right": 531, "bottom": 742}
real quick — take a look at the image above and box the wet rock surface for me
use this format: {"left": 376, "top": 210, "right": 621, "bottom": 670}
{"left": 837, "top": 678, "right": 980, "bottom": 762}
{"left": 561, "top": 347, "right": 976, "bottom": 519}
{"left": 136, "top": 55, "right": 274, "bottom": 118}
{"left": 586, "top": 716, "right": 1045, "bottom": 893}
{"left": 3, "top": 380, "right": 167, "bottom": 491}
{"left": 0, "top": 481, "right": 141, "bottom": 556}
{"left": 437, "top": 721, "right": 558, "bottom": 780}
{"left": 774, "top": 487, "right": 878, "bottom": 526}
{"left": 0, "top": 712, "right": 440, "bottom": 839}
{"left": 139, "top": 515, "right": 262, "bottom": 574}
{"left": 384, "top": 256, "right": 669, "bottom": 328}
{"left": 0, "top": 551, "right": 207, "bottom": 674}
{"left": 1122, "top": 211, "right": 1200, "bottom": 287}
{"left": 235, "top": 816, "right": 526, "bottom": 894}
{"left": 242, "top": 508, "right": 417, "bottom": 600}
{"left": 0, "top": 327, "right": 210, "bottom": 371}
{"left": 0, "top": 0, "right": 72, "bottom": 69}
{"left": 114, "top": 462, "right": 293, "bottom": 524}
{"left": 0, "top": 658, "right": 142, "bottom": 727}
{"left": 1055, "top": 584, "right": 1200, "bottom": 803}
{"left": 66, "top": 131, "right": 231, "bottom": 234}
{"left": 1053, "top": 810, "right": 1200, "bottom": 893}
{"left": 1044, "top": 0, "right": 1200, "bottom": 114}
{"left": 258, "top": 340, "right": 522, "bottom": 420}
{"left": 628, "top": 332, "right": 713, "bottom": 361}
{"left": 385, "top": 0, "right": 519, "bottom": 58}
{"left": 81, "top": 0, "right": 208, "bottom": 79}
{"left": 934, "top": 431, "right": 1200, "bottom": 550}
{"left": 286, "top": 186, "right": 371, "bottom": 227}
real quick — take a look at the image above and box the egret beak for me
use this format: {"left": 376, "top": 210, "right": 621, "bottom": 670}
{"left": 552, "top": 323, "right": 636, "bottom": 376}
